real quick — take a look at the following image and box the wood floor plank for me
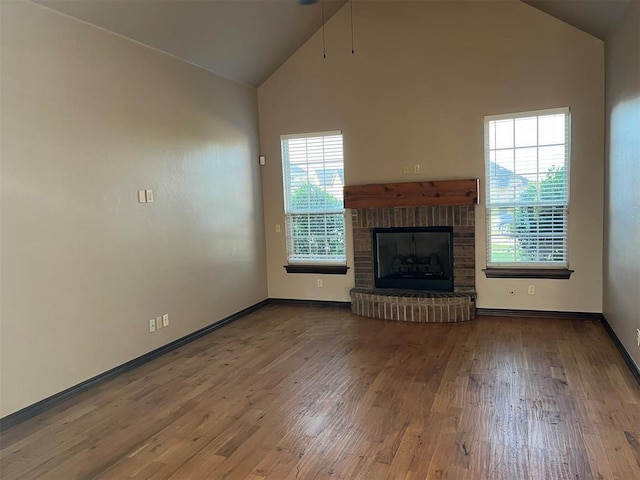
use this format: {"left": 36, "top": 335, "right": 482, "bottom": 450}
{"left": 2, "top": 305, "right": 639, "bottom": 479}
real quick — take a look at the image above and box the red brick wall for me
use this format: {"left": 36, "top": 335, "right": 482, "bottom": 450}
{"left": 351, "top": 205, "right": 475, "bottom": 292}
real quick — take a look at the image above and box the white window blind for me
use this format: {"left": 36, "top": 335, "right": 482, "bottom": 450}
{"left": 281, "top": 131, "right": 346, "bottom": 264}
{"left": 484, "top": 108, "right": 570, "bottom": 267}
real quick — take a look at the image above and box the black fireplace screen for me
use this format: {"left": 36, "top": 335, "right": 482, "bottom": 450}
{"left": 372, "top": 227, "right": 454, "bottom": 291}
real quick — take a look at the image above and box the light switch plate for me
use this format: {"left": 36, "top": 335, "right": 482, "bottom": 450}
{"left": 138, "top": 190, "right": 147, "bottom": 203}
{"left": 145, "top": 189, "right": 154, "bottom": 203}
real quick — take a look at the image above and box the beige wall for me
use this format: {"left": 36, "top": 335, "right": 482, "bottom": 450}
{"left": 258, "top": 0, "right": 604, "bottom": 311}
{"left": 0, "top": 2, "right": 267, "bottom": 417}
{"left": 604, "top": 1, "right": 640, "bottom": 369}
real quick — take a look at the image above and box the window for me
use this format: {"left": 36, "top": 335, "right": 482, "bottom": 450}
{"left": 281, "top": 131, "right": 346, "bottom": 269}
{"left": 484, "top": 108, "right": 570, "bottom": 272}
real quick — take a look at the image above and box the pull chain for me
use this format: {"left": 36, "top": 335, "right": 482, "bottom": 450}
{"left": 350, "top": 0, "right": 355, "bottom": 54}
{"left": 322, "top": 0, "right": 326, "bottom": 59}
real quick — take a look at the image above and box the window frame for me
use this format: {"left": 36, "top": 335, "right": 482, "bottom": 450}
{"left": 483, "top": 107, "right": 573, "bottom": 277}
{"left": 280, "top": 131, "right": 347, "bottom": 273}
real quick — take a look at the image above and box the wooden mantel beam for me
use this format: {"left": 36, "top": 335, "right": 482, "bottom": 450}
{"left": 343, "top": 179, "right": 479, "bottom": 209}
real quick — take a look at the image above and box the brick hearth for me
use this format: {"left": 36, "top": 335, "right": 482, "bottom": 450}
{"left": 351, "top": 288, "right": 476, "bottom": 323}
{"left": 350, "top": 205, "right": 476, "bottom": 322}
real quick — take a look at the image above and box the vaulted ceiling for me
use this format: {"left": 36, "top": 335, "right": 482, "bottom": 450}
{"left": 35, "top": 0, "right": 346, "bottom": 86}
{"left": 35, "top": 0, "right": 630, "bottom": 87}
{"left": 522, "top": 0, "right": 630, "bottom": 40}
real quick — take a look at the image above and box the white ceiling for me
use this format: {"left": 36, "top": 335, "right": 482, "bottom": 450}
{"left": 35, "top": 0, "right": 346, "bottom": 87}
{"left": 35, "top": 0, "right": 630, "bottom": 88}
{"left": 522, "top": 0, "right": 630, "bottom": 40}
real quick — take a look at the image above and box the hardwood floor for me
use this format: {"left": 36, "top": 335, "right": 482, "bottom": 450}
{"left": 1, "top": 304, "right": 639, "bottom": 479}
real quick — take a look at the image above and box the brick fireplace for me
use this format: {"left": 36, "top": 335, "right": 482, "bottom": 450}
{"left": 344, "top": 180, "right": 478, "bottom": 323}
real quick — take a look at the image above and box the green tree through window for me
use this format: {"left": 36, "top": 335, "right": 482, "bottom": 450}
{"left": 290, "top": 183, "right": 345, "bottom": 258}
{"left": 513, "top": 166, "right": 567, "bottom": 262}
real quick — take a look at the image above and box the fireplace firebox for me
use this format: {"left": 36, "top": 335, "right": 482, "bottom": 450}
{"left": 372, "top": 227, "right": 454, "bottom": 291}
